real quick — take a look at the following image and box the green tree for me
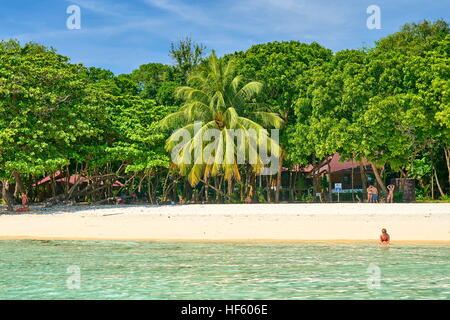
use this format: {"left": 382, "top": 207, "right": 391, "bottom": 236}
{"left": 160, "top": 52, "right": 283, "bottom": 197}
{"left": 170, "top": 37, "right": 206, "bottom": 84}
{"left": 0, "top": 40, "right": 97, "bottom": 208}
{"left": 229, "top": 41, "right": 333, "bottom": 201}
{"left": 130, "top": 63, "right": 174, "bottom": 99}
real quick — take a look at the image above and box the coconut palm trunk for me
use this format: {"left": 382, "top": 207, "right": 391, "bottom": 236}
{"left": 275, "top": 150, "right": 284, "bottom": 202}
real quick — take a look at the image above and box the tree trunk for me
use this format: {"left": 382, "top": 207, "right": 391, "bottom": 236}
{"left": 27, "top": 174, "right": 34, "bottom": 203}
{"left": 227, "top": 178, "right": 233, "bottom": 200}
{"left": 370, "top": 162, "right": 388, "bottom": 196}
{"left": 201, "top": 179, "right": 232, "bottom": 202}
{"left": 351, "top": 158, "right": 355, "bottom": 202}
{"left": 312, "top": 158, "right": 319, "bottom": 202}
{"left": 51, "top": 174, "right": 56, "bottom": 199}
{"left": 251, "top": 173, "right": 257, "bottom": 202}
{"left": 434, "top": 168, "right": 445, "bottom": 197}
{"left": 289, "top": 171, "right": 293, "bottom": 201}
{"left": 313, "top": 172, "right": 320, "bottom": 202}
{"left": 327, "top": 160, "right": 332, "bottom": 203}
{"left": 265, "top": 175, "right": 271, "bottom": 202}
{"left": 148, "top": 176, "right": 153, "bottom": 204}
{"left": 204, "top": 176, "right": 209, "bottom": 203}
{"left": 172, "top": 180, "right": 178, "bottom": 203}
{"left": 293, "top": 171, "right": 298, "bottom": 201}
{"left": 2, "top": 180, "right": 14, "bottom": 211}
{"left": 402, "top": 178, "right": 416, "bottom": 202}
{"left": 161, "top": 170, "right": 170, "bottom": 201}
{"left": 431, "top": 174, "right": 434, "bottom": 199}
{"left": 13, "top": 172, "right": 25, "bottom": 197}
{"left": 359, "top": 160, "right": 367, "bottom": 201}
{"left": 213, "top": 176, "right": 219, "bottom": 203}
{"left": 244, "top": 167, "right": 250, "bottom": 199}
{"left": 64, "top": 166, "right": 70, "bottom": 199}
{"left": 66, "top": 173, "right": 88, "bottom": 200}
{"left": 275, "top": 151, "right": 284, "bottom": 202}
{"left": 444, "top": 147, "right": 450, "bottom": 187}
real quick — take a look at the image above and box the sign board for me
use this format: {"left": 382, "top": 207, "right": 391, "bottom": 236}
{"left": 332, "top": 188, "right": 363, "bottom": 194}
{"left": 334, "top": 183, "right": 342, "bottom": 192}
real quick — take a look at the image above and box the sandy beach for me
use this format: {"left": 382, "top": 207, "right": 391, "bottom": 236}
{"left": 0, "top": 203, "right": 449, "bottom": 243}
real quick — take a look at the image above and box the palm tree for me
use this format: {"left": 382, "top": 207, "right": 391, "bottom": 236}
{"left": 160, "top": 52, "right": 283, "bottom": 194}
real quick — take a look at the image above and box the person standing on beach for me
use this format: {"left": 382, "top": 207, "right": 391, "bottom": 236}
{"left": 387, "top": 184, "right": 395, "bottom": 203}
{"left": 245, "top": 186, "right": 254, "bottom": 204}
{"left": 367, "top": 186, "right": 373, "bottom": 203}
{"left": 21, "top": 193, "right": 28, "bottom": 207}
{"left": 14, "top": 193, "right": 30, "bottom": 212}
{"left": 371, "top": 186, "right": 379, "bottom": 203}
{"left": 379, "top": 228, "right": 390, "bottom": 245}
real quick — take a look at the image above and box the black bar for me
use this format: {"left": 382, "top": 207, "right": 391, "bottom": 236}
{"left": 0, "top": 300, "right": 447, "bottom": 318}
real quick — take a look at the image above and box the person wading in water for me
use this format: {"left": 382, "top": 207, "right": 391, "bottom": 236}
{"left": 379, "top": 228, "right": 390, "bottom": 246}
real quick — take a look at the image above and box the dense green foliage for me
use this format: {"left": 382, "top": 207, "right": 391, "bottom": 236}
{"left": 0, "top": 20, "right": 449, "bottom": 209}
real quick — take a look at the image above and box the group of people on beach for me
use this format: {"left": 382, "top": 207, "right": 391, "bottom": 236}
{"left": 8, "top": 188, "right": 393, "bottom": 247}
{"left": 367, "top": 184, "right": 395, "bottom": 203}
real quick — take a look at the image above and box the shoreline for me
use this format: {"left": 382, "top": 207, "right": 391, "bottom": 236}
{"left": 1, "top": 203, "right": 449, "bottom": 244}
{"left": 0, "top": 236, "right": 449, "bottom": 245}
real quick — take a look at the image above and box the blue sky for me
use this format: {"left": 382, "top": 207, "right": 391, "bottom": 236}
{"left": 1, "top": 0, "right": 448, "bottom": 74}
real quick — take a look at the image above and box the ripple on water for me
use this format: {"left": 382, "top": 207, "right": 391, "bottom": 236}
{"left": 0, "top": 241, "right": 449, "bottom": 299}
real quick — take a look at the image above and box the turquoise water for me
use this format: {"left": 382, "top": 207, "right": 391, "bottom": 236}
{"left": 0, "top": 240, "right": 449, "bottom": 299}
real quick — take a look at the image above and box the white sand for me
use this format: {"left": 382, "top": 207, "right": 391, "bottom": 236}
{"left": 0, "top": 203, "right": 449, "bottom": 243}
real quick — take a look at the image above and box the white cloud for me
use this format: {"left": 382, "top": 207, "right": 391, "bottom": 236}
{"left": 141, "top": 0, "right": 352, "bottom": 45}
{"left": 1, "top": 0, "right": 381, "bottom": 73}
{"left": 64, "top": 0, "right": 127, "bottom": 17}
{"left": 142, "top": 0, "right": 213, "bottom": 25}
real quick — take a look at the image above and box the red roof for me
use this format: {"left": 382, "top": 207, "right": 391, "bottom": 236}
{"left": 35, "top": 173, "right": 124, "bottom": 188}
{"left": 111, "top": 180, "right": 125, "bottom": 187}
{"left": 289, "top": 154, "right": 370, "bottom": 174}
{"left": 34, "top": 171, "right": 63, "bottom": 186}
{"left": 55, "top": 174, "right": 88, "bottom": 184}
{"left": 56, "top": 175, "right": 124, "bottom": 187}
{"left": 320, "top": 154, "right": 365, "bottom": 173}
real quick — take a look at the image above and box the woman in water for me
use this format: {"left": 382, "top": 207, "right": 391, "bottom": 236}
{"left": 379, "top": 228, "right": 390, "bottom": 245}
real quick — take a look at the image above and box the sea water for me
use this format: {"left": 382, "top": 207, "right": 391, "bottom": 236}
{"left": 0, "top": 240, "right": 448, "bottom": 299}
